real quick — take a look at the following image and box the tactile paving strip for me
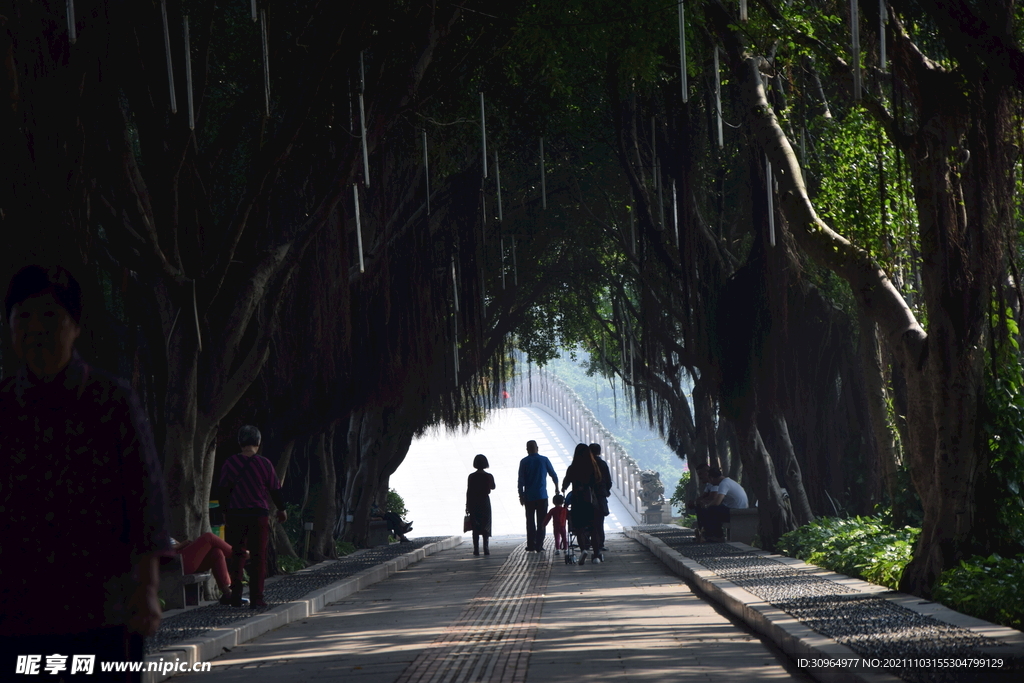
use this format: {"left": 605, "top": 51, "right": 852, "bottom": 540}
{"left": 396, "top": 543, "right": 553, "bottom": 683}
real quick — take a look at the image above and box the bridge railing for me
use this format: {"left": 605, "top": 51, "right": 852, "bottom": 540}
{"left": 512, "top": 369, "right": 657, "bottom": 524}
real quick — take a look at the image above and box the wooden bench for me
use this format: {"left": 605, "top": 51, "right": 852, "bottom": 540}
{"left": 159, "top": 555, "right": 211, "bottom": 610}
{"left": 367, "top": 519, "right": 390, "bottom": 547}
{"left": 723, "top": 507, "right": 759, "bottom": 545}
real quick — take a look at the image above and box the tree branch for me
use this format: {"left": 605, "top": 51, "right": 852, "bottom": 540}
{"left": 706, "top": 0, "right": 927, "bottom": 367}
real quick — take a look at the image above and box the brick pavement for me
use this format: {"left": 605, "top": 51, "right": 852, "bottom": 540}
{"left": 169, "top": 534, "right": 809, "bottom": 682}
{"left": 395, "top": 543, "right": 552, "bottom": 683}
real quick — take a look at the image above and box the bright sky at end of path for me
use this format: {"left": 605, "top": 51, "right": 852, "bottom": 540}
{"left": 391, "top": 406, "right": 641, "bottom": 538}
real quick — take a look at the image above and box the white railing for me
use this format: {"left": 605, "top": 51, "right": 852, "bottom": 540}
{"left": 511, "top": 369, "right": 650, "bottom": 524}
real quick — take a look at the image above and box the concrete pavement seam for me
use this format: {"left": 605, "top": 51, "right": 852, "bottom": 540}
{"left": 142, "top": 535, "right": 464, "bottom": 683}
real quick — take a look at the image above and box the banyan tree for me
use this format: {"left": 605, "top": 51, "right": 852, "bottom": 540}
{"left": 2, "top": 1, "right": 1022, "bottom": 597}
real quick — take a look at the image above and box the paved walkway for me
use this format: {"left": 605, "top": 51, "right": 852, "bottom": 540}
{"left": 170, "top": 534, "right": 811, "bottom": 682}
{"left": 150, "top": 406, "right": 1023, "bottom": 682}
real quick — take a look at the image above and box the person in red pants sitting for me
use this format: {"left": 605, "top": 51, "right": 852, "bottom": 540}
{"left": 171, "top": 534, "right": 250, "bottom": 605}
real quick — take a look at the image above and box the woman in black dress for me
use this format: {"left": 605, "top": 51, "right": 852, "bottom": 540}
{"left": 466, "top": 454, "right": 496, "bottom": 555}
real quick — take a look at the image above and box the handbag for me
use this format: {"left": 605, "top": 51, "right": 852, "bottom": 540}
{"left": 463, "top": 514, "right": 473, "bottom": 533}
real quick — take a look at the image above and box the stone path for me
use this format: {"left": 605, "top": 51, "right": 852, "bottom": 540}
{"left": 168, "top": 534, "right": 811, "bottom": 682}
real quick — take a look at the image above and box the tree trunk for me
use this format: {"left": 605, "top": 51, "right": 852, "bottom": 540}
{"left": 706, "top": 9, "right": 1012, "bottom": 595}
{"left": 772, "top": 413, "right": 815, "bottom": 526}
{"left": 160, "top": 286, "right": 206, "bottom": 538}
{"left": 733, "top": 412, "right": 797, "bottom": 549}
{"left": 311, "top": 427, "right": 339, "bottom": 561}
{"left": 268, "top": 440, "right": 299, "bottom": 565}
{"left": 858, "top": 305, "right": 900, "bottom": 517}
{"left": 693, "top": 383, "right": 719, "bottom": 470}
{"left": 894, "top": 26, "right": 1010, "bottom": 591}
{"left": 720, "top": 422, "right": 743, "bottom": 488}
{"left": 342, "top": 408, "right": 385, "bottom": 546}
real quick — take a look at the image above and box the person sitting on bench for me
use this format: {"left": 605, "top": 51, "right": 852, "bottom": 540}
{"left": 686, "top": 463, "right": 717, "bottom": 512}
{"left": 371, "top": 503, "right": 413, "bottom": 542}
{"left": 695, "top": 467, "right": 748, "bottom": 542}
{"left": 171, "top": 533, "right": 249, "bottom": 606}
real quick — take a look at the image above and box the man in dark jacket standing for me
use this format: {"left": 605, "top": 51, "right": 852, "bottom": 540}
{"left": 517, "top": 440, "right": 558, "bottom": 552}
{"left": 219, "top": 426, "right": 287, "bottom": 608}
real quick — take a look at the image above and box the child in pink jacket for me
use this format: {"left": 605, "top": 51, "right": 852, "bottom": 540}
{"left": 544, "top": 494, "right": 569, "bottom": 552}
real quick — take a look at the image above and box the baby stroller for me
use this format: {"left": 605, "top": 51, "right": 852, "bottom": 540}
{"left": 564, "top": 492, "right": 578, "bottom": 564}
{"left": 564, "top": 490, "right": 597, "bottom": 565}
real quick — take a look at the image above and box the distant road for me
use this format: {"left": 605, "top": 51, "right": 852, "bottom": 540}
{"left": 392, "top": 407, "right": 640, "bottom": 538}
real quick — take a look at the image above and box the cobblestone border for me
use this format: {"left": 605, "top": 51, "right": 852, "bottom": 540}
{"left": 625, "top": 526, "right": 1024, "bottom": 683}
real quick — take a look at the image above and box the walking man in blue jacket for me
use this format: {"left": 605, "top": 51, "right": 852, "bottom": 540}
{"left": 518, "top": 440, "right": 559, "bottom": 552}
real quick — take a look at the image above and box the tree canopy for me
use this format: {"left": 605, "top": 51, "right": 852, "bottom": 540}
{"left": 2, "top": 0, "right": 1022, "bottom": 596}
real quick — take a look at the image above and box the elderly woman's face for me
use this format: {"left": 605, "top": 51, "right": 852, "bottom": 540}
{"left": 9, "top": 292, "right": 81, "bottom": 378}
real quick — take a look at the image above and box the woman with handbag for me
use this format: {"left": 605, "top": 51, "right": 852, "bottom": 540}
{"left": 466, "top": 454, "right": 495, "bottom": 555}
{"left": 561, "top": 443, "right": 605, "bottom": 564}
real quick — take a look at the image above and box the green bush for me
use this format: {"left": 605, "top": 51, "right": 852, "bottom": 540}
{"left": 777, "top": 514, "right": 918, "bottom": 589}
{"left": 335, "top": 540, "right": 357, "bottom": 557}
{"left": 934, "top": 554, "right": 1024, "bottom": 631}
{"left": 676, "top": 513, "right": 697, "bottom": 529}
{"left": 978, "top": 312, "right": 1024, "bottom": 551}
{"left": 670, "top": 470, "right": 691, "bottom": 509}
{"left": 387, "top": 488, "right": 408, "bottom": 519}
{"left": 278, "top": 555, "right": 306, "bottom": 573}
{"left": 778, "top": 514, "right": 1024, "bottom": 630}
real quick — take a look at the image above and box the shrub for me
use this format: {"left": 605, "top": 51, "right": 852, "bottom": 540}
{"left": 278, "top": 555, "right": 306, "bottom": 573}
{"left": 335, "top": 540, "right": 357, "bottom": 557}
{"left": 777, "top": 513, "right": 918, "bottom": 589}
{"left": 676, "top": 513, "right": 697, "bottom": 529}
{"left": 669, "top": 469, "right": 691, "bottom": 510}
{"left": 778, "top": 514, "right": 1024, "bottom": 630}
{"left": 387, "top": 488, "right": 408, "bottom": 519}
{"left": 934, "top": 554, "right": 1024, "bottom": 631}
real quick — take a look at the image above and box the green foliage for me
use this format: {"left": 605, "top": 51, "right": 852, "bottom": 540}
{"left": 808, "top": 107, "right": 921, "bottom": 316}
{"left": 934, "top": 555, "right": 1024, "bottom": 631}
{"left": 675, "top": 511, "right": 697, "bottom": 529}
{"left": 386, "top": 488, "right": 408, "bottom": 520}
{"left": 670, "top": 469, "right": 691, "bottom": 509}
{"left": 278, "top": 555, "right": 306, "bottom": 574}
{"left": 978, "top": 308, "right": 1024, "bottom": 551}
{"left": 335, "top": 540, "right": 357, "bottom": 557}
{"left": 777, "top": 514, "right": 919, "bottom": 589}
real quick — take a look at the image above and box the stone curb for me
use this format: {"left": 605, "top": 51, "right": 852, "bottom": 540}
{"left": 143, "top": 535, "right": 464, "bottom": 683}
{"left": 624, "top": 528, "right": 1024, "bottom": 683}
